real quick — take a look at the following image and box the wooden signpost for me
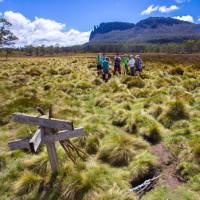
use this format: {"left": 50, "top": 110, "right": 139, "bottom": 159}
{"left": 8, "top": 112, "right": 84, "bottom": 173}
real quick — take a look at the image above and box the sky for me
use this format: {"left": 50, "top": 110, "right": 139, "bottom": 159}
{"left": 0, "top": 0, "right": 200, "bottom": 46}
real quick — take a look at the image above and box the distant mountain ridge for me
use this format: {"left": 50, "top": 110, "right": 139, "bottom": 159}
{"left": 89, "top": 17, "right": 200, "bottom": 44}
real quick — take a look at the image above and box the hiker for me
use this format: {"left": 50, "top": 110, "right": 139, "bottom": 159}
{"left": 122, "top": 54, "right": 129, "bottom": 75}
{"left": 114, "top": 53, "right": 121, "bottom": 75}
{"left": 135, "top": 55, "right": 143, "bottom": 76}
{"left": 129, "top": 55, "right": 135, "bottom": 76}
{"left": 102, "top": 57, "right": 111, "bottom": 82}
{"left": 96, "top": 53, "right": 103, "bottom": 76}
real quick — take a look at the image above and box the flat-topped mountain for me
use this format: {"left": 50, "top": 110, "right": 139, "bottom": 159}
{"left": 89, "top": 17, "right": 200, "bottom": 44}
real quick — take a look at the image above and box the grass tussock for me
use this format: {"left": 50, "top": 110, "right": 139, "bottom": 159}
{"left": 22, "top": 152, "right": 48, "bottom": 175}
{"left": 14, "top": 171, "right": 42, "bottom": 195}
{"left": 87, "top": 184, "right": 136, "bottom": 200}
{"left": 159, "top": 99, "right": 189, "bottom": 128}
{"left": 129, "top": 151, "right": 158, "bottom": 187}
{"left": 98, "top": 133, "right": 138, "bottom": 167}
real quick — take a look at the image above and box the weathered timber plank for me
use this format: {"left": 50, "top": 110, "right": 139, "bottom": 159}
{"left": 46, "top": 141, "right": 59, "bottom": 173}
{"left": 8, "top": 138, "right": 31, "bottom": 151}
{"left": 12, "top": 113, "right": 74, "bottom": 130}
{"left": 42, "top": 128, "right": 84, "bottom": 143}
{"left": 29, "top": 128, "right": 43, "bottom": 153}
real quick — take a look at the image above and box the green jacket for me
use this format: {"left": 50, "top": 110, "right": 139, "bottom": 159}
{"left": 122, "top": 57, "right": 129, "bottom": 65}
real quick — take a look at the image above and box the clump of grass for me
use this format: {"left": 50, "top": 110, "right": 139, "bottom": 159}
{"left": 141, "top": 125, "right": 162, "bottom": 145}
{"left": 169, "top": 66, "right": 184, "bottom": 75}
{"left": 14, "top": 171, "right": 42, "bottom": 195}
{"left": 108, "top": 78, "right": 127, "bottom": 92}
{"left": 62, "top": 165, "right": 114, "bottom": 200}
{"left": 142, "top": 186, "right": 200, "bottom": 200}
{"left": 171, "top": 120, "right": 190, "bottom": 130}
{"left": 111, "top": 92, "right": 135, "bottom": 104}
{"left": 125, "top": 113, "right": 138, "bottom": 134}
{"left": 176, "top": 162, "right": 200, "bottom": 180}
{"left": 92, "top": 77, "right": 104, "bottom": 86}
{"left": 0, "top": 154, "right": 6, "bottom": 171}
{"left": 148, "top": 105, "right": 163, "bottom": 119}
{"left": 87, "top": 184, "right": 136, "bottom": 200}
{"left": 112, "top": 109, "right": 128, "bottom": 127}
{"left": 86, "top": 135, "right": 100, "bottom": 155}
{"left": 98, "top": 133, "right": 137, "bottom": 167}
{"left": 189, "top": 174, "right": 200, "bottom": 191}
{"left": 183, "top": 79, "right": 200, "bottom": 91}
{"left": 129, "top": 151, "right": 158, "bottom": 187}
{"left": 26, "top": 67, "right": 42, "bottom": 76}
{"left": 159, "top": 100, "right": 189, "bottom": 128}
{"left": 22, "top": 152, "right": 48, "bottom": 175}
{"left": 189, "top": 138, "right": 200, "bottom": 163}
{"left": 75, "top": 80, "right": 93, "bottom": 90}
{"left": 122, "top": 76, "right": 145, "bottom": 88}
{"left": 95, "top": 96, "right": 111, "bottom": 108}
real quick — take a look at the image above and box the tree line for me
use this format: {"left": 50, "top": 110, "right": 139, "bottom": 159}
{"left": 1, "top": 17, "right": 200, "bottom": 58}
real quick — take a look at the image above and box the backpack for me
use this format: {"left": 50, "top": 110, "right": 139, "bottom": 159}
{"left": 115, "top": 57, "right": 121, "bottom": 66}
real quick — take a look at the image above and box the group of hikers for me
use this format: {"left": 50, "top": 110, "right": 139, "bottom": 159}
{"left": 96, "top": 53, "right": 143, "bottom": 82}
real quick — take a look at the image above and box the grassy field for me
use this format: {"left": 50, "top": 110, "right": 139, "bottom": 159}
{"left": 0, "top": 55, "right": 200, "bottom": 200}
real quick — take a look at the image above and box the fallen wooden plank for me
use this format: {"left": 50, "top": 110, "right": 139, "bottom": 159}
{"left": 42, "top": 128, "right": 84, "bottom": 143}
{"left": 8, "top": 138, "right": 31, "bottom": 151}
{"left": 12, "top": 113, "right": 74, "bottom": 130}
{"left": 29, "top": 128, "right": 43, "bottom": 153}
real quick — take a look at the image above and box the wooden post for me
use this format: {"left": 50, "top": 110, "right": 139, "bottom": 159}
{"left": 44, "top": 128, "right": 59, "bottom": 173}
{"left": 46, "top": 142, "right": 59, "bottom": 173}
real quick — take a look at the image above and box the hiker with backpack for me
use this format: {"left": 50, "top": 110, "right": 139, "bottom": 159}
{"left": 102, "top": 56, "right": 111, "bottom": 82}
{"left": 129, "top": 55, "right": 135, "bottom": 76}
{"left": 96, "top": 53, "right": 103, "bottom": 76}
{"left": 114, "top": 53, "right": 121, "bottom": 75}
{"left": 122, "top": 54, "right": 129, "bottom": 75}
{"left": 135, "top": 55, "right": 143, "bottom": 76}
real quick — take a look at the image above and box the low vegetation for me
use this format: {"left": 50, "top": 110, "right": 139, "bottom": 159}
{"left": 0, "top": 55, "right": 200, "bottom": 199}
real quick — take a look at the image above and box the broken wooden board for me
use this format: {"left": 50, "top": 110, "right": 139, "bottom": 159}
{"left": 29, "top": 128, "right": 43, "bottom": 153}
{"left": 12, "top": 113, "right": 74, "bottom": 130}
{"left": 8, "top": 138, "right": 31, "bottom": 151}
{"left": 43, "top": 128, "right": 84, "bottom": 143}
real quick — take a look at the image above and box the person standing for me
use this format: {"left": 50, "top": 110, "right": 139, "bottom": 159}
{"left": 135, "top": 55, "right": 143, "bottom": 76}
{"left": 96, "top": 53, "right": 103, "bottom": 76}
{"left": 122, "top": 54, "right": 129, "bottom": 75}
{"left": 102, "top": 57, "right": 111, "bottom": 82}
{"left": 129, "top": 55, "right": 135, "bottom": 76}
{"left": 114, "top": 53, "right": 121, "bottom": 75}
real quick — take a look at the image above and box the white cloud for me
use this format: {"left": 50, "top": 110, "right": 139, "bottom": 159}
{"left": 174, "top": 0, "right": 190, "bottom": 3}
{"left": 3, "top": 11, "right": 90, "bottom": 47}
{"left": 159, "top": 5, "right": 179, "bottom": 13}
{"left": 141, "top": 5, "right": 179, "bottom": 15}
{"left": 173, "top": 15, "right": 194, "bottom": 22}
{"left": 141, "top": 5, "right": 159, "bottom": 15}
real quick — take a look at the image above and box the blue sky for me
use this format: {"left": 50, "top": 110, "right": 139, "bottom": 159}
{"left": 0, "top": 0, "right": 200, "bottom": 46}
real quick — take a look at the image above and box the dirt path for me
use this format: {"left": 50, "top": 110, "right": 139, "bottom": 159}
{"left": 151, "top": 143, "right": 182, "bottom": 190}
